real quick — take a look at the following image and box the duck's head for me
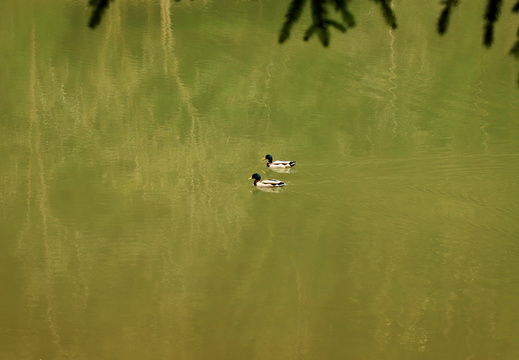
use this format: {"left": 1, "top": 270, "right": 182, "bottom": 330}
{"left": 249, "top": 173, "right": 261, "bottom": 181}
{"left": 262, "top": 154, "right": 273, "bottom": 163}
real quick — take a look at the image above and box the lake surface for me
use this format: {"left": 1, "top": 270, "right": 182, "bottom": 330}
{"left": 1, "top": 0, "right": 519, "bottom": 359}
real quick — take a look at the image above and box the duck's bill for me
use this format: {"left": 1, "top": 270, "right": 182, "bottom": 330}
{"left": 261, "top": 157, "right": 266, "bottom": 160}
{"left": 248, "top": 177, "right": 253, "bottom": 180}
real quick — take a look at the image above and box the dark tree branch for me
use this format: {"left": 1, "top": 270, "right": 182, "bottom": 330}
{"left": 510, "top": 39, "right": 519, "bottom": 58}
{"left": 325, "top": 19, "right": 348, "bottom": 33}
{"left": 438, "top": 0, "right": 460, "bottom": 35}
{"left": 308, "top": 0, "right": 330, "bottom": 46}
{"left": 483, "top": 0, "right": 502, "bottom": 47}
{"left": 279, "top": 0, "right": 307, "bottom": 44}
{"left": 88, "top": 0, "right": 112, "bottom": 29}
{"left": 300, "top": 0, "right": 355, "bottom": 46}
{"left": 510, "top": 24, "right": 519, "bottom": 63}
{"left": 371, "top": 0, "right": 397, "bottom": 29}
{"left": 332, "top": 0, "right": 356, "bottom": 28}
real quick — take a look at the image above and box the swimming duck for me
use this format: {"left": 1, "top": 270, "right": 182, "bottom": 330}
{"left": 248, "top": 173, "right": 286, "bottom": 188}
{"left": 262, "top": 154, "right": 296, "bottom": 169}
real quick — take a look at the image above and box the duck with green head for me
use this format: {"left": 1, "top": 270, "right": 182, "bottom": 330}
{"left": 248, "top": 173, "right": 286, "bottom": 188}
{"left": 262, "top": 154, "right": 296, "bottom": 169}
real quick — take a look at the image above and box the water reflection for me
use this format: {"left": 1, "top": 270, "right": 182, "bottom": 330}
{"left": 251, "top": 187, "right": 286, "bottom": 195}
{"left": 266, "top": 167, "right": 295, "bottom": 174}
{"left": 2, "top": 0, "right": 519, "bottom": 359}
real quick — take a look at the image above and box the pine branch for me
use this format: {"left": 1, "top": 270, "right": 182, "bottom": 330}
{"left": 88, "top": 0, "right": 112, "bottom": 29}
{"left": 279, "top": 0, "right": 307, "bottom": 44}
{"left": 301, "top": 0, "right": 353, "bottom": 46}
{"left": 438, "top": 0, "right": 460, "bottom": 35}
{"left": 510, "top": 24, "right": 519, "bottom": 59}
{"left": 309, "top": 0, "right": 330, "bottom": 46}
{"left": 483, "top": 0, "right": 502, "bottom": 47}
{"left": 325, "top": 19, "right": 347, "bottom": 33}
{"left": 510, "top": 40, "right": 519, "bottom": 58}
{"left": 332, "top": 0, "right": 356, "bottom": 28}
{"left": 304, "top": 25, "right": 317, "bottom": 41}
{"left": 371, "top": 0, "right": 397, "bottom": 29}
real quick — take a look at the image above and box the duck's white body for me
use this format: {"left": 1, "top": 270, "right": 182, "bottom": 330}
{"left": 267, "top": 160, "right": 296, "bottom": 169}
{"left": 263, "top": 155, "right": 296, "bottom": 169}
{"left": 249, "top": 173, "right": 286, "bottom": 188}
{"left": 254, "top": 178, "right": 286, "bottom": 188}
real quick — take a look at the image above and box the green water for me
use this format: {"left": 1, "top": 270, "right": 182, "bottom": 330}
{"left": 1, "top": 0, "right": 519, "bottom": 359}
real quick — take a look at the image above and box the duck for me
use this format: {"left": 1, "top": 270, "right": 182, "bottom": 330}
{"left": 248, "top": 173, "right": 286, "bottom": 188}
{"left": 262, "top": 154, "right": 296, "bottom": 169}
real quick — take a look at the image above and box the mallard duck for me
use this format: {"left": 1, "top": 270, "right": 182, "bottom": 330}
{"left": 248, "top": 173, "right": 286, "bottom": 188}
{"left": 262, "top": 154, "right": 296, "bottom": 169}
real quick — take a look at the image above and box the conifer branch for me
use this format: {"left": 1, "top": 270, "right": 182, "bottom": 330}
{"left": 301, "top": 0, "right": 353, "bottom": 46}
{"left": 510, "top": 40, "right": 519, "bottom": 58}
{"left": 309, "top": 0, "right": 330, "bottom": 46}
{"left": 88, "top": 0, "right": 112, "bottom": 29}
{"left": 325, "top": 19, "right": 348, "bottom": 33}
{"left": 304, "top": 25, "right": 317, "bottom": 41}
{"left": 332, "top": 0, "right": 356, "bottom": 28}
{"left": 279, "top": 0, "right": 307, "bottom": 44}
{"left": 438, "top": 0, "right": 460, "bottom": 35}
{"left": 483, "top": 0, "right": 502, "bottom": 47}
{"left": 371, "top": 0, "right": 397, "bottom": 29}
{"left": 510, "top": 24, "right": 519, "bottom": 60}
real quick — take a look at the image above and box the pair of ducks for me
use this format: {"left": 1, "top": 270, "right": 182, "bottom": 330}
{"left": 249, "top": 154, "right": 296, "bottom": 188}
